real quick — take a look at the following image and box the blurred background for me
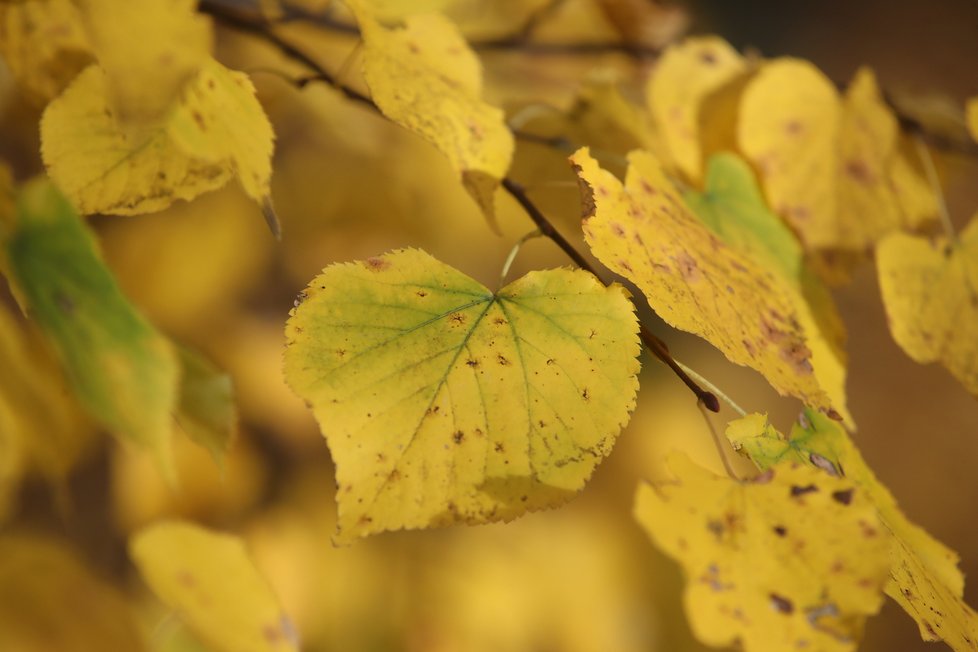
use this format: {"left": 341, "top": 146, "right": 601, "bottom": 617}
{"left": 0, "top": 0, "right": 976, "bottom": 650}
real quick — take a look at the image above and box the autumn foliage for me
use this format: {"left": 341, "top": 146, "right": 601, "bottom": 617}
{"left": 0, "top": 1, "right": 976, "bottom": 651}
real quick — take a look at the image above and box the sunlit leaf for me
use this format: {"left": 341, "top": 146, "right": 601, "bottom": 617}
{"left": 571, "top": 147, "right": 829, "bottom": 409}
{"left": 41, "top": 59, "right": 274, "bottom": 218}
{"left": 685, "top": 152, "right": 850, "bottom": 422}
{"left": 79, "top": 0, "right": 212, "bottom": 124}
{"left": 0, "top": 535, "right": 147, "bottom": 651}
{"left": 3, "top": 179, "right": 178, "bottom": 471}
{"left": 350, "top": 4, "right": 514, "bottom": 231}
{"left": 283, "top": 248, "right": 640, "bottom": 541}
{"left": 728, "top": 409, "right": 978, "bottom": 651}
{"left": 647, "top": 36, "right": 746, "bottom": 181}
{"left": 130, "top": 520, "right": 299, "bottom": 652}
{"left": 0, "top": 0, "right": 94, "bottom": 103}
{"left": 876, "top": 218, "right": 978, "bottom": 398}
{"left": 738, "top": 63, "right": 936, "bottom": 254}
{"left": 635, "top": 453, "right": 889, "bottom": 652}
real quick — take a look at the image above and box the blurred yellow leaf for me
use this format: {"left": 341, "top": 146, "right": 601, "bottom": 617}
{"left": 648, "top": 36, "right": 746, "bottom": 180}
{"left": 635, "top": 453, "right": 890, "bottom": 652}
{"left": 3, "top": 179, "right": 178, "bottom": 473}
{"left": 729, "top": 409, "right": 978, "bottom": 651}
{"left": 79, "top": 0, "right": 212, "bottom": 124}
{"left": 571, "top": 147, "right": 829, "bottom": 409}
{"left": 41, "top": 58, "right": 274, "bottom": 218}
{"left": 0, "top": 0, "right": 94, "bottom": 103}
{"left": 131, "top": 520, "right": 299, "bottom": 652}
{"left": 967, "top": 97, "right": 978, "bottom": 142}
{"left": 175, "top": 345, "right": 236, "bottom": 467}
{"left": 876, "top": 218, "right": 978, "bottom": 398}
{"left": 0, "top": 535, "right": 146, "bottom": 651}
{"left": 351, "top": 4, "right": 514, "bottom": 230}
{"left": 738, "top": 63, "right": 936, "bottom": 253}
{"left": 283, "top": 248, "right": 640, "bottom": 541}
{"left": 685, "top": 152, "right": 850, "bottom": 422}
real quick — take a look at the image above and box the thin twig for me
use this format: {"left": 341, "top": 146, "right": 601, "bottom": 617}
{"left": 676, "top": 360, "right": 747, "bottom": 417}
{"left": 697, "top": 399, "right": 739, "bottom": 480}
{"left": 913, "top": 135, "right": 957, "bottom": 243}
{"left": 202, "top": 0, "right": 720, "bottom": 411}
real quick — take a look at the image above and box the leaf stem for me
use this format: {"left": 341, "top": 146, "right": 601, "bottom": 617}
{"left": 675, "top": 360, "right": 747, "bottom": 417}
{"left": 696, "top": 399, "right": 739, "bottom": 480}
{"left": 499, "top": 229, "right": 543, "bottom": 287}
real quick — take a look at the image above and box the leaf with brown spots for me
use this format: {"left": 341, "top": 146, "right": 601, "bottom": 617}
{"left": 876, "top": 219, "right": 978, "bottom": 398}
{"left": 283, "top": 248, "right": 640, "bottom": 542}
{"left": 728, "top": 409, "right": 978, "bottom": 651}
{"left": 571, "top": 147, "right": 830, "bottom": 409}
{"left": 41, "top": 58, "right": 274, "bottom": 220}
{"left": 634, "top": 453, "right": 889, "bottom": 652}
{"left": 647, "top": 35, "right": 746, "bottom": 181}
{"left": 348, "top": 3, "right": 514, "bottom": 231}
{"left": 738, "top": 63, "right": 937, "bottom": 256}
{"left": 130, "top": 520, "right": 298, "bottom": 652}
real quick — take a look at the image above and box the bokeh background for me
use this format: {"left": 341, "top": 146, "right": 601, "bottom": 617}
{"left": 0, "top": 1, "right": 976, "bottom": 650}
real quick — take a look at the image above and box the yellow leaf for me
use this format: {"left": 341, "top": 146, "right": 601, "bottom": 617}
{"left": 78, "top": 0, "right": 212, "bottom": 124}
{"left": 571, "top": 147, "right": 829, "bottom": 409}
{"left": 130, "top": 520, "right": 298, "bottom": 652}
{"left": 876, "top": 218, "right": 978, "bottom": 398}
{"left": 729, "top": 410, "right": 978, "bottom": 651}
{"left": 0, "top": 0, "right": 94, "bottom": 103}
{"left": 647, "top": 36, "right": 746, "bottom": 181}
{"left": 634, "top": 453, "right": 890, "bottom": 652}
{"left": 0, "top": 535, "right": 147, "bottom": 651}
{"left": 351, "top": 5, "right": 514, "bottom": 230}
{"left": 174, "top": 345, "right": 236, "bottom": 467}
{"left": 686, "top": 152, "right": 851, "bottom": 423}
{"left": 738, "top": 62, "right": 936, "bottom": 253}
{"left": 968, "top": 97, "right": 978, "bottom": 142}
{"left": 41, "top": 59, "right": 274, "bottom": 216}
{"left": 283, "top": 248, "right": 640, "bottom": 541}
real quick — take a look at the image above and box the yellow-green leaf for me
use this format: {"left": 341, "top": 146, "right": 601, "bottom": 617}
{"left": 635, "top": 453, "right": 889, "bottom": 652}
{"left": 350, "top": 5, "right": 514, "bottom": 230}
{"left": 738, "top": 63, "right": 936, "bottom": 253}
{"left": 0, "top": 0, "right": 94, "bottom": 103}
{"left": 40, "top": 59, "right": 274, "bottom": 219}
{"left": 729, "top": 409, "right": 978, "bottom": 651}
{"left": 571, "top": 147, "right": 829, "bottom": 409}
{"left": 876, "top": 218, "right": 978, "bottom": 398}
{"left": 79, "top": 0, "right": 212, "bottom": 124}
{"left": 3, "top": 179, "right": 178, "bottom": 469}
{"left": 686, "top": 152, "right": 850, "bottom": 423}
{"left": 130, "top": 520, "right": 298, "bottom": 652}
{"left": 175, "top": 345, "right": 236, "bottom": 467}
{"left": 647, "top": 36, "right": 746, "bottom": 181}
{"left": 0, "top": 535, "right": 147, "bottom": 652}
{"left": 283, "top": 248, "right": 640, "bottom": 541}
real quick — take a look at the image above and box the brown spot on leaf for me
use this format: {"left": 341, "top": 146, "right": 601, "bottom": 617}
{"left": 465, "top": 358, "right": 479, "bottom": 367}
{"left": 417, "top": 290, "right": 427, "bottom": 297}
{"left": 770, "top": 593, "right": 794, "bottom": 614}
{"left": 790, "top": 484, "right": 818, "bottom": 497}
{"left": 845, "top": 159, "right": 876, "bottom": 184}
{"left": 809, "top": 452, "right": 841, "bottom": 477}
{"left": 493, "top": 317, "right": 506, "bottom": 325}
{"left": 449, "top": 312, "right": 466, "bottom": 325}
{"left": 831, "top": 488, "right": 854, "bottom": 505}
{"left": 675, "top": 251, "right": 701, "bottom": 282}
{"left": 494, "top": 443, "right": 505, "bottom": 453}
{"left": 453, "top": 430, "right": 464, "bottom": 444}
{"left": 497, "top": 354, "right": 510, "bottom": 366}
{"left": 581, "top": 388, "right": 590, "bottom": 401}
{"left": 784, "top": 120, "right": 804, "bottom": 136}
{"left": 365, "top": 257, "right": 390, "bottom": 271}
{"left": 773, "top": 525, "right": 788, "bottom": 537}
{"left": 192, "top": 110, "right": 206, "bottom": 130}
{"left": 699, "top": 49, "right": 717, "bottom": 65}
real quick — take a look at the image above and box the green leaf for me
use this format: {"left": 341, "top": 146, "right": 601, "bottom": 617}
{"left": 685, "top": 152, "right": 850, "bottom": 423}
{"left": 728, "top": 409, "right": 978, "bottom": 651}
{"left": 283, "top": 248, "right": 641, "bottom": 542}
{"left": 130, "top": 520, "right": 298, "bottom": 652}
{"left": 2, "top": 178, "right": 178, "bottom": 472}
{"left": 175, "top": 345, "right": 236, "bottom": 467}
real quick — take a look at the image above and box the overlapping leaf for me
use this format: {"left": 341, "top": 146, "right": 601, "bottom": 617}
{"left": 738, "top": 63, "right": 936, "bottom": 254}
{"left": 571, "top": 147, "right": 829, "bottom": 409}
{"left": 686, "top": 152, "right": 850, "bottom": 422}
{"left": 3, "top": 179, "right": 178, "bottom": 471}
{"left": 130, "top": 520, "right": 298, "bottom": 652}
{"left": 349, "top": 3, "right": 514, "bottom": 230}
{"left": 647, "top": 36, "right": 746, "bottom": 180}
{"left": 635, "top": 453, "right": 889, "bottom": 652}
{"left": 728, "top": 410, "right": 978, "bottom": 651}
{"left": 876, "top": 218, "right": 978, "bottom": 398}
{"left": 283, "top": 248, "right": 640, "bottom": 541}
{"left": 175, "top": 345, "right": 236, "bottom": 467}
